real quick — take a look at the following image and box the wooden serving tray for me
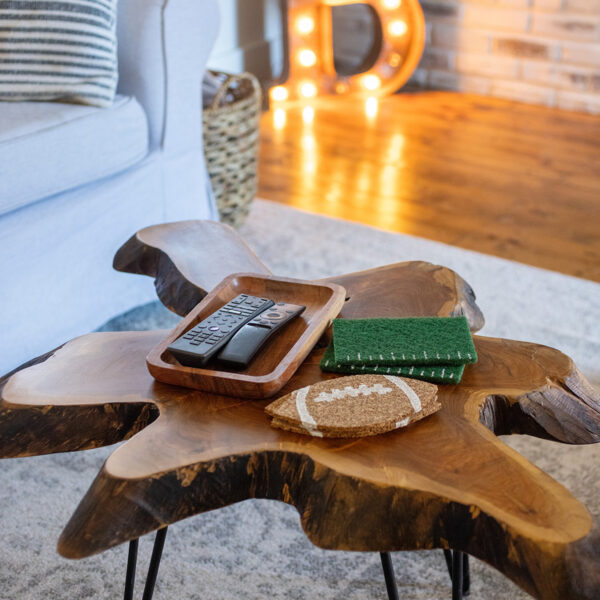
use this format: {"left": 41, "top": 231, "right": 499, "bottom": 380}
{"left": 146, "top": 273, "right": 346, "bottom": 398}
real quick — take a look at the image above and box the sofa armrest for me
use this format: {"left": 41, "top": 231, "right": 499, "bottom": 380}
{"left": 116, "top": 0, "right": 220, "bottom": 153}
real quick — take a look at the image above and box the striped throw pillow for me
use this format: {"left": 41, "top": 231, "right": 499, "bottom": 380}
{"left": 0, "top": 0, "right": 118, "bottom": 108}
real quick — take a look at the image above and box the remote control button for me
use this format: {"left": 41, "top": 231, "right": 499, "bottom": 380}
{"left": 266, "top": 312, "right": 282, "bottom": 318}
{"left": 276, "top": 302, "right": 285, "bottom": 306}
{"left": 208, "top": 326, "right": 219, "bottom": 331}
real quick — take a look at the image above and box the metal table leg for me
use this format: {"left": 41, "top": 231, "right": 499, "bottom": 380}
{"left": 462, "top": 552, "right": 470, "bottom": 595}
{"left": 123, "top": 539, "right": 138, "bottom": 600}
{"left": 122, "top": 527, "right": 168, "bottom": 600}
{"left": 451, "top": 551, "right": 464, "bottom": 600}
{"left": 142, "top": 527, "right": 168, "bottom": 600}
{"left": 444, "top": 550, "right": 470, "bottom": 598}
{"left": 379, "top": 552, "right": 399, "bottom": 600}
{"left": 128, "top": 531, "right": 469, "bottom": 600}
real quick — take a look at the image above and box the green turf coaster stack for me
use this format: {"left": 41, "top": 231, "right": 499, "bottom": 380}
{"left": 320, "top": 316, "right": 477, "bottom": 384}
{"left": 320, "top": 344, "right": 465, "bottom": 383}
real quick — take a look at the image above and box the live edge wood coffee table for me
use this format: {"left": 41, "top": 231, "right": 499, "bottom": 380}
{"left": 1, "top": 221, "right": 599, "bottom": 600}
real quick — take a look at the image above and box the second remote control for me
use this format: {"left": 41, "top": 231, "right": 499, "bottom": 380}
{"left": 216, "top": 302, "right": 306, "bottom": 369}
{"left": 167, "top": 294, "right": 274, "bottom": 367}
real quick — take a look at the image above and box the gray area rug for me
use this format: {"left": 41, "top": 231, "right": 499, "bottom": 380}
{"left": 1, "top": 199, "right": 598, "bottom": 599}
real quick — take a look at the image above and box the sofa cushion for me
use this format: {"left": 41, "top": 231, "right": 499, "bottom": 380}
{"left": 0, "top": 94, "right": 148, "bottom": 217}
{"left": 0, "top": 0, "right": 118, "bottom": 108}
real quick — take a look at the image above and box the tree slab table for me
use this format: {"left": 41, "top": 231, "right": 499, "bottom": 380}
{"left": 1, "top": 221, "right": 599, "bottom": 600}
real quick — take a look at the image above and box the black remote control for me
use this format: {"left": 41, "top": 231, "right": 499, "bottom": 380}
{"left": 216, "top": 302, "right": 306, "bottom": 369}
{"left": 167, "top": 294, "right": 274, "bottom": 367}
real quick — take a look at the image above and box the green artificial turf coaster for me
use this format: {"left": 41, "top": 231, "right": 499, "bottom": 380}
{"left": 319, "top": 343, "right": 465, "bottom": 384}
{"left": 331, "top": 316, "right": 477, "bottom": 367}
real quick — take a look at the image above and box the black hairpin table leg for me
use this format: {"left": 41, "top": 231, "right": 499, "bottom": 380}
{"left": 451, "top": 551, "right": 464, "bottom": 600}
{"left": 122, "top": 527, "right": 168, "bottom": 600}
{"left": 123, "top": 538, "right": 139, "bottom": 600}
{"left": 383, "top": 551, "right": 469, "bottom": 600}
{"left": 141, "top": 526, "right": 169, "bottom": 600}
{"left": 379, "top": 552, "right": 399, "bottom": 600}
{"left": 462, "top": 552, "right": 470, "bottom": 595}
{"left": 128, "top": 533, "right": 467, "bottom": 600}
{"left": 444, "top": 550, "right": 469, "bottom": 598}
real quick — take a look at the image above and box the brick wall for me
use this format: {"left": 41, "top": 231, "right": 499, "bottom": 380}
{"left": 334, "top": 0, "right": 600, "bottom": 114}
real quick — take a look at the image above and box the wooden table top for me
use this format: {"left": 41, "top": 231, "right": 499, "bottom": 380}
{"left": 1, "top": 220, "right": 599, "bottom": 600}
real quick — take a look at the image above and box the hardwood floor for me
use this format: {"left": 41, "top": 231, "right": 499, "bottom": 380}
{"left": 258, "top": 91, "right": 600, "bottom": 282}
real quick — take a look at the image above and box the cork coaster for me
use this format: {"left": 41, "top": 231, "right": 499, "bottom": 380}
{"left": 265, "top": 374, "right": 440, "bottom": 439}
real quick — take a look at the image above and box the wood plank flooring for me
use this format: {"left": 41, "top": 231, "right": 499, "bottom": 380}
{"left": 258, "top": 92, "right": 600, "bottom": 282}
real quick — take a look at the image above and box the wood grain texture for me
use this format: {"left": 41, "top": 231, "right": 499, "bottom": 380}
{"left": 113, "top": 220, "right": 271, "bottom": 316}
{"left": 112, "top": 219, "right": 485, "bottom": 333}
{"left": 0, "top": 333, "right": 160, "bottom": 458}
{"left": 259, "top": 92, "right": 600, "bottom": 282}
{"left": 323, "top": 261, "right": 484, "bottom": 332}
{"left": 147, "top": 273, "right": 346, "bottom": 398}
{"left": 41, "top": 328, "right": 600, "bottom": 600}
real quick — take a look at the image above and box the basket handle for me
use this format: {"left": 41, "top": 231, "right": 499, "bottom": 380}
{"left": 208, "top": 70, "right": 262, "bottom": 110}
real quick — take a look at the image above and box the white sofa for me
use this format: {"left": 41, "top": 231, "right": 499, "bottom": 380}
{"left": 0, "top": 0, "right": 220, "bottom": 375}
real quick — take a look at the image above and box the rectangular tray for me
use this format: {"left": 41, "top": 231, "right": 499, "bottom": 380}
{"left": 146, "top": 273, "right": 346, "bottom": 398}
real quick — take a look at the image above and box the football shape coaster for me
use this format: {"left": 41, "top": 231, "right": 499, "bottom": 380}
{"left": 265, "top": 374, "right": 440, "bottom": 438}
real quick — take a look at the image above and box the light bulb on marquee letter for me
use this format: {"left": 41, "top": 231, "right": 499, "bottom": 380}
{"left": 300, "top": 81, "right": 318, "bottom": 98}
{"left": 388, "top": 19, "right": 408, "bottom": 36}
{"left": 296, "top": 15, "right": 315, "bottom": 34}
{"left": 362, "top": 74, "right": 381, "bottom": 90}
{"left": 270, "top": 85, "right": 288, "bottom": 102}
{"left": 270, "top": 0, "right": 425, "bottom": 104}
{"left": 298, "top": 49, "right": 317, "bottom": 67}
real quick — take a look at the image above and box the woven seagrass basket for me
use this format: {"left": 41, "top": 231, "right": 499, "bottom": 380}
{"left": 203, "top": 70, "right": 261, "bottom": 228}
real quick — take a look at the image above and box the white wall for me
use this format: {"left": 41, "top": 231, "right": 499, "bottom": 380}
{"left": 208, "top": 0, "right": 285, "bottom": 80}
